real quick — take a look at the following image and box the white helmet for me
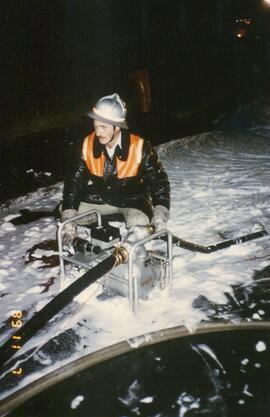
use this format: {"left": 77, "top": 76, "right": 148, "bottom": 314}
{"left": 86, "top": 93, "right": 128, "bottom": 129}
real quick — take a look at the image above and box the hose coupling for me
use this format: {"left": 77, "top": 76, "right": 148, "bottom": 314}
{"left": 113, "top": 245, "right": 129, "bottom": 266}
{"left": 146, "top": 224, "right": 155, "bottom": 235}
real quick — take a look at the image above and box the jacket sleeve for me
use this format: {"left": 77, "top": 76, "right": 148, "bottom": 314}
{"left": 62, "top": 154, "right": 89, "bottom": 211}
{"left": 139, "top": 140, "right": 170, "bottom": 210}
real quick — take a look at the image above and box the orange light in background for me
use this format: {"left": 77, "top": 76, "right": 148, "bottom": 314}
{"left": 264, "top": 0, "right": 270, "bottom": 4}
{"left": 236, "top": 28, "right": 246, "bottom": 38}
{"left": 132, "top": 69, "right": 151, "bottom": 113}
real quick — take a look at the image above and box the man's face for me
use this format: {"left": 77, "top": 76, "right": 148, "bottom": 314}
{"left": 94, "top": 120, "right": 116, "bottom": 146}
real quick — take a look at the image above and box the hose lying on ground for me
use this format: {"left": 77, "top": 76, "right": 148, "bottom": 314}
{"left": 0, "top": 225, "right": 151, "bottom": 370}
{"left": 165, "top": 229, "right": 268, "bottom": 253}
{"left": 0, "top": 255, "right": 118, "bottom": 370}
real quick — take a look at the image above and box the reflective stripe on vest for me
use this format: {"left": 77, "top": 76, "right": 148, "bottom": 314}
{"left": 82, "top": 132, "right": 144, "bottom": 178}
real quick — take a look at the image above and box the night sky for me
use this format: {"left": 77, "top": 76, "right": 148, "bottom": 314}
{"left": 1, "top": 0, "right": 270, "bottom": 137}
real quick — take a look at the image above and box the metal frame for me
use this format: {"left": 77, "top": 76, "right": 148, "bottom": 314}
{"left": 57, "top": 210, "right": 173, "bottom": 313}
{"left": 57, "top": 209, "right": 102, "bottom": 288}
{"left": 128, "top": 229, "right": 173, "bottom": 314}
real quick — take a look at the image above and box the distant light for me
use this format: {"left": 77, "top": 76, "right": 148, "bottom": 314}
{"left": 235, "top": 17, "right": 252, "bottom": 25}
{"left": 264, "top": 0, "right": 270, "bottom": 5}
{"left": 236, "top": 28, "right": 246, "bottom": 38}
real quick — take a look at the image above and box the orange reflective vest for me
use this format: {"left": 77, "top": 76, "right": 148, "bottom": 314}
{"left": 82, "top": 132, "right": 144, "bottom": 178}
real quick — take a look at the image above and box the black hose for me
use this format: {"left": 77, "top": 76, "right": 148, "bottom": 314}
{"left": 168, "top": 229, "right": 268, "bottom": 253}
{"left": 0, "top": 255, "right": 116, "bottom": 370}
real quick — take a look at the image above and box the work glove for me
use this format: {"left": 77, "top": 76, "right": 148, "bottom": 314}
{"left": 152, "top": 205, "right": 169, "bottom": 232}
{"left": 121, "top": 225, "right": 149, "bottom": 261}
{"left": 61, "top": 209, "right": 77, "bottom": 246}
{"left": 123, "top": 225, "right": 150, "bottom": 244}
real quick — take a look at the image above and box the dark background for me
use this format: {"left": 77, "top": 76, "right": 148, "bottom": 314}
{"left": 1, "top": 0, "right": 270, "bottom": 202}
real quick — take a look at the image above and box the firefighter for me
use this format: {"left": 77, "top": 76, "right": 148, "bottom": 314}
{"left": 61, "top": 93, "right": 170, "bottom": 245}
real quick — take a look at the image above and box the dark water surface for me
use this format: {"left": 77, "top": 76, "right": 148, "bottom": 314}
{"left": 4, "top": 325, "right": 270, "bottom": 417}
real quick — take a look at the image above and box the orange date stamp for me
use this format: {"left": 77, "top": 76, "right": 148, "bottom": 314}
{"left": 10, "top": 311, "right": 23, "bottom": 376}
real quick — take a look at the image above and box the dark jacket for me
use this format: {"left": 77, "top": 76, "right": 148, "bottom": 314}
{"left": 62, "top": 130, "right": 170, "bottom": 219}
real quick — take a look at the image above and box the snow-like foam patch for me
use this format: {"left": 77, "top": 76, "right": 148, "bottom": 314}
{"left": 255, "top": 341, "right": 267, "bottom": 352}
{"left": 0, "top": 222, "right": 16, "bottom": 232}
{"left": 70, "top": 395, "right": 84, "bottom": 409}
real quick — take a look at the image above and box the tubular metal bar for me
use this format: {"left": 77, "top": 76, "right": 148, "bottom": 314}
{"left": 57, "top": 209, "right": 102, "bottom": 285}
{"left": 128, "top": 229, "right": 173, "bottom": 314}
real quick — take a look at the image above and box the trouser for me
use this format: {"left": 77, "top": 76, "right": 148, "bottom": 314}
{"left": 76, "top": 202, "right": 149, "bottom": 227}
